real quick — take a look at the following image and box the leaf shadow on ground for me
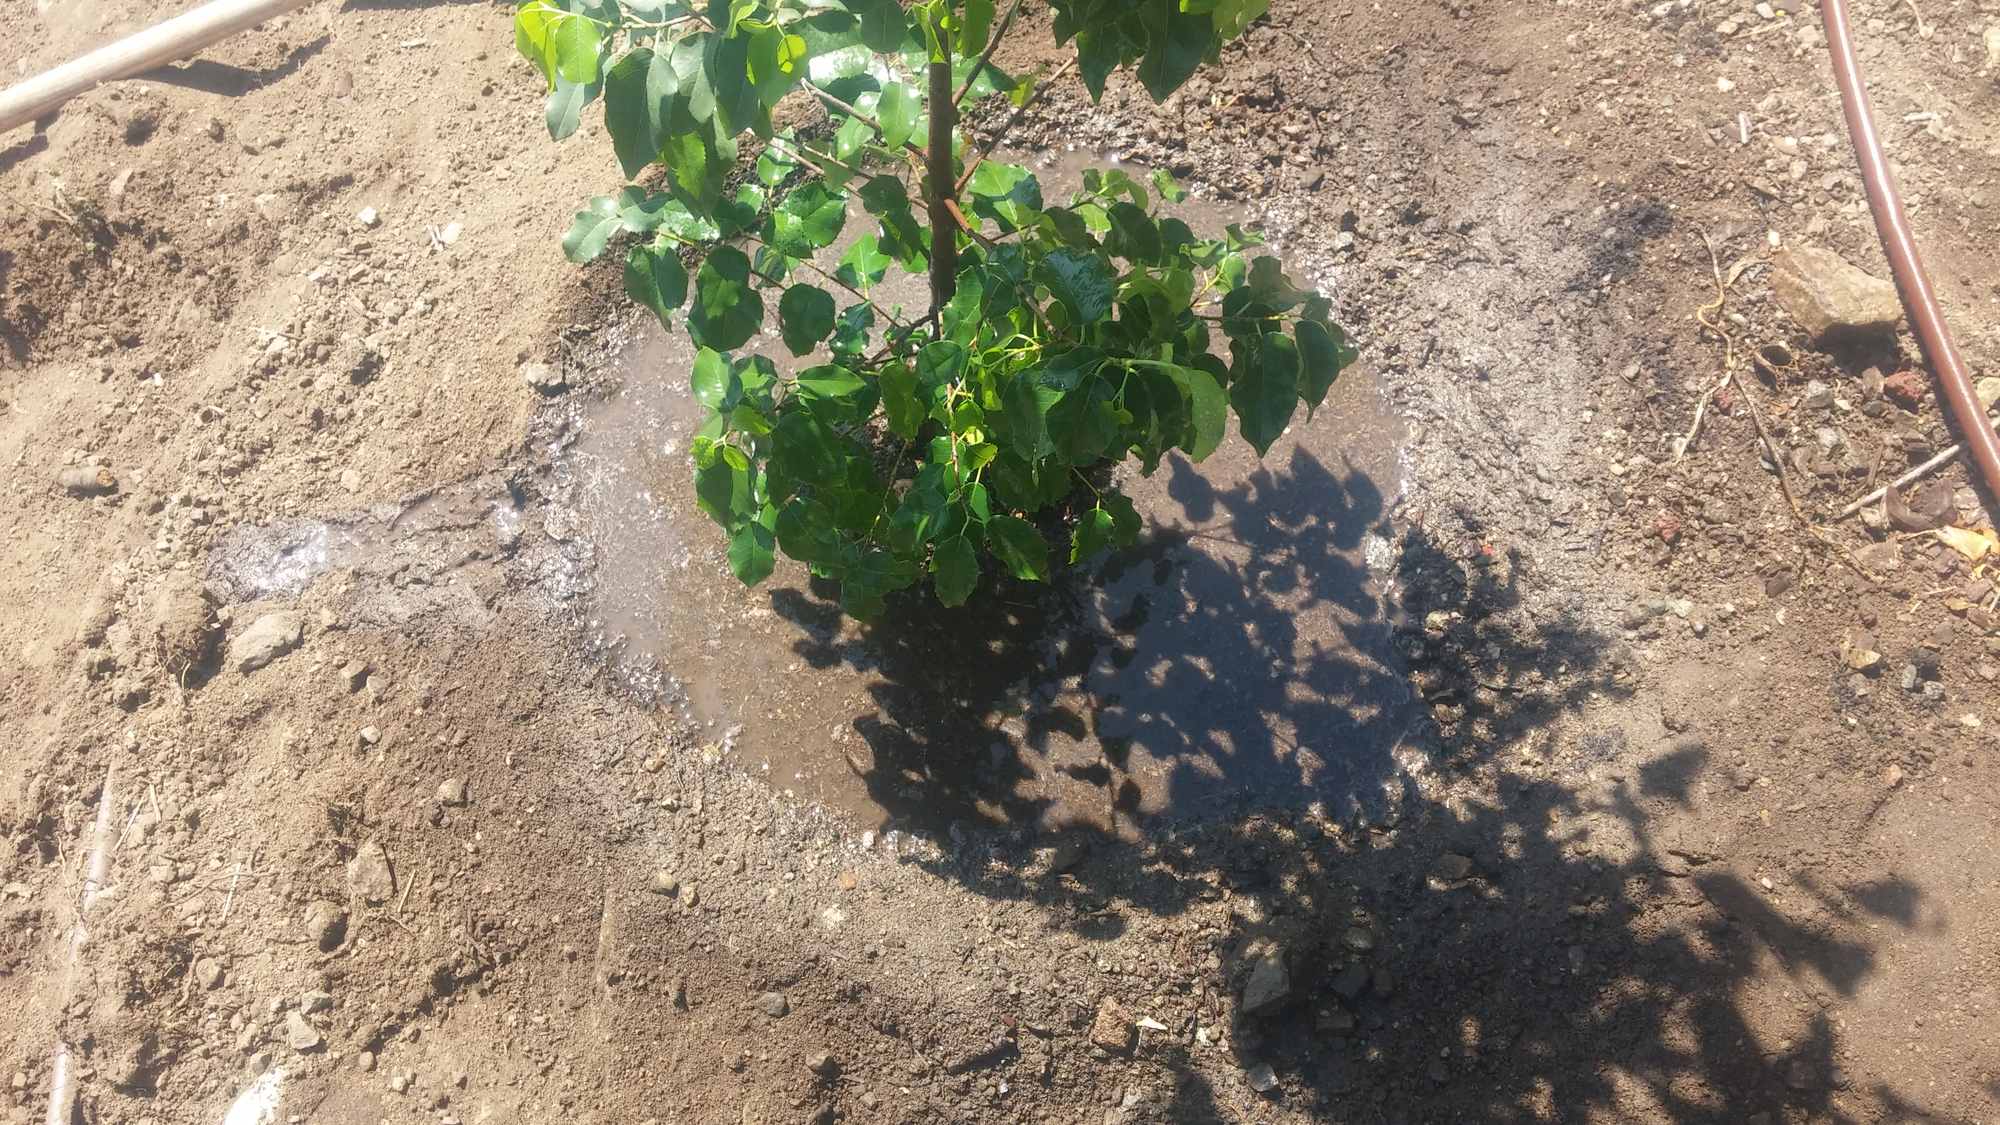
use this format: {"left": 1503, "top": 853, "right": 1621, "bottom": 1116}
{"left": 771, "top": 446, "right": 1932, "bottom": 1123}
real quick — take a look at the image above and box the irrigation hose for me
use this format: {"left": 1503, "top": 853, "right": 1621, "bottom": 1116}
{"left": 1819, "top": 0, "right": 2000, "bottom": 515}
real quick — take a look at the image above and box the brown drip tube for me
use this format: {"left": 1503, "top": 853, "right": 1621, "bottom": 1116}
{"left": 1819, "top": 0, "right": 2000, "bottom": 514}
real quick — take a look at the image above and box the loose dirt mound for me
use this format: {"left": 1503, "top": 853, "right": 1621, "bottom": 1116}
{"left": 4, "top": 1, "right": 1999, "bottom": 1123}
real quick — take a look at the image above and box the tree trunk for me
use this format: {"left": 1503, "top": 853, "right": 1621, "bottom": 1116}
{"left": 925, "top": 54, "right": 959, "bottom": 311}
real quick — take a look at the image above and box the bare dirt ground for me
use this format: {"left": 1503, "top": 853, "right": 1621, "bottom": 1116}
{"left": 5, "top": 0, "right": 2000, "bottom": 1122}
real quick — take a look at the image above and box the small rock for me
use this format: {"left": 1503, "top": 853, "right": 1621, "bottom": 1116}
{"left": 1900, "top": 664, "right": 1920, "bottom": 692}
{"left": 283, "top": 1011, "right": 323, "bottom": 1052}
{"left": 388, "top": 1073, "right": 411, "bottom": 1094}
{"left": 358, "top": 1051, "right": 376, "bottom": 1072}
{"left": 338, "top": 468, "right": 362, "bottom": 493}
{"left": 1882, "top": 369, "right": 1926, "bottom": 410}
{"left": 1341, "top": 926, "right": 1376, "bottom": 953}
{"left": 755, "top": 991, "right": 789, "bottom": 1018}
{"left": 355, "top": 206, "right": 380, "bottom": 227}
{"left": 300, "top": 990, "right": 333, "bottom": 1014}
{"left": 358, "top": 726, "right": 382, "bottom": 746}
{"left": 648, "top": 870, "right": 680, "bottom": 896}
{"left": 1329, "top": 963, "right": 1369, "bottom": 1000}
{"left": 339, "top": 660, "right": 370, "bottom": 690}
{"left": 348, "top": 840, "right": 395, "bottom": 905}
{"left": 1977, "top": 377, "right": 1999, "bottom": 411}
{"left": 1771, "top": 245, "right": 1902, "bottom": 339}
{"left": 1245, "top": 1064, "right": 1279, "bottom": 1094}
{"left": 1433, "top": 853, "right": 1474, "bottom": 881}
{"left": 1239, "top": 949, "right": 1291, "bottom": 1016}
{"left": 436, "top": 778, "right": 467, "bottom": 806}
{"left": 228, "top": 612, "right": 303, "bottom": 673}
{"left": 1088, "top": 997, "right": 1136, "bottom": 1054}
{"left": 304, "top": 900, "right": 348, "bottom": 951}
{"left": 1801, "top": 380, "right": 1833, "bottom": 410}
{"left": 195, "top": 957, "right": 224, "bottom": 990}
{"left": 806, "top": 1052, "right": 840, "bottom": 1078}
{"left": 1842, "top": 631, "right": 1882, "bottom": 672}
{"left": 521, "top": 361, "right": 567, "bottom": 394}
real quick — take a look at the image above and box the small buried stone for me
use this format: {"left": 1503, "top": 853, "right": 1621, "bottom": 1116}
{"left": 348, "top": 840, "right": 395, "bottom": 905}
{"left": 1088, "top": 997, "right": 1136, "bottom": 1054}
{"left": 284, "top": 1011, "right": 323, "bottom": 1052}
{"left": 648, "top": 870, "right": 680, "bottom": 897}
{"left": 1239, "top": 950, "right": 1291, "bottom": 1016}
{"left": 229, "top": 612, "right": 303, "bottom": 673}
{"left": 755, "top": 991, "right": 789, "bottom": 1018}
{"left": 806, "top": 1052, "right": 840, "bottom": 1078}
{"left": 521, "top": 361, "right": 567, "bottom": 394}
{"left": 436, "top": 778, "right": 467, "bottom": 806}
{"left": 1246, "top": 1064, "right": 1279, "bottom": 1093}
{"left": 194, "top": 957, "right": 224, "bottom": 990}
{"left": 304, "top": 900, "right": 348, "bottom": 951}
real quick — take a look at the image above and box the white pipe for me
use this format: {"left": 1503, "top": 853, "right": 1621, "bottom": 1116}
{"left": 0, "top": 0, "right": 318, "bottom": 136}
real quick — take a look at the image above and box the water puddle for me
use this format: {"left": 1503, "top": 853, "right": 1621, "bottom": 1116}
{"left": 544, "top": 152, "right": 1423, "bottom": 836}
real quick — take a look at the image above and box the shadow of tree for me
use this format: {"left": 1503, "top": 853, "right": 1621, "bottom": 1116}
{"left": 768, "top": 444, "right": 1933, "bottom": 1122}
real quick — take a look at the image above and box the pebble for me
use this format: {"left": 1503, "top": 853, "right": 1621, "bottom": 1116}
{"left": 1433, "top": 853, "right": 1474, "bottom": 881}
{"left": 304, "top": 900, "right": 348, "bottom": 951}
{"left": 1246, "top": 1064, "right": 1279, "bottom": 1093}
{"left": 358, "top": 1051, "right": 376, "bottom": 1072}
{"left": 436, "top": 778, "right": 467, "bottom": 806}
{"left": 1801, "top": 380, "right": 1832, "bottom": 410}
{"left": 1882, "top": 369, "right": 1926, "bottom": 410}
{"left": 339, "top": 468, "right": 361, "bottom": 493}
{"left": 300, "top": 990, "right": 333, "bottom": 1013}
{"left": 283, "top": 1011, "right": 323, "bottom": 1052}
{"left": 806, "top": 1052, "right": 840, "bottom": 1077}
{"left": 348, "top": 840, "right": 396, "bottom": 905}
{"left": 649, "top": 870, "right": 680, "bottom": 896}
{"left": 358, "top": 726, "right": 382, "bottom": 746}
{"left": 1771, "top": 245, "right": 1902, "bottom": 339}
{"left": 1239, "top": 949, "right": 1291, "bottom": 1016}
{"left": 1088, "top": 997, "right": 1136, "bottom": 1054}
{"left": 355, "top": 206, "right": 380, "bottom": 227}
{"left": 755, "top": 991, "right": 789, "bottom": 1018}
{"left": 57, "top": 466, "right": 118, "bottom": 497}
{"left": 229, "top": 612, "right": 304, "bottom": 673}
{"left": 195, "top": 957, "right": 225, "bottom": 990}
{"left": 339, "top": 660, "right": 370, "bottom": 690}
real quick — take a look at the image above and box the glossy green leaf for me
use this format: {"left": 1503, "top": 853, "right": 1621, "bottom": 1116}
{"left": 1295, "top": 318, "right": 1354, "bottom": 419}
{"left": 688, "top": 246, "right": 765, "bottom": 351}
{"left": 778, "top": 284, "right": 836, "bottom": 356}
{"left": 768, "top": 181, "right": 847, "bottom": 258}
{"left": 987, "top": 516, "right": 1049, "bottom": 582}
{"left": 1039, "top": 249, "right": 1115, "bottom": 323}
{"left": 691, "top": 346, "right": 737, "bottom": 410}
{"left": 1230, "top": 332, "right": 1301, "bottom": 456}
{"left": 1070, "top": 507, "right": 1116, "bottom": 564}
{"left": 876, "top": 80, "right": 919, "bottom": 150}
{"left": 932, "top": 535, "right": 980, "bottom": 607}
{"left": 625, "top": 241, "right": 689, "bottom": 323}
{"left": 604, "top": 48, "right": 676, "bottom": 178}
{"left": 562, "top": 195, "right": 623, "bottom": 263}
{"left": 878, "top": 363, "right": 924, "bottom": 439}
{"left": 1161, "top": 362, "right": 1227, "bottom": 461}
{"left": 727, "top": 513, "right": 777, "bottom": 585}
{"left": 545, "top": 72, "right": 600, "bottom": 140}
{"left": 836, "top": 235, "right": 892, "bottom": 291}
{"left": 746, "top": 24, "right": 809, "bottom": 106}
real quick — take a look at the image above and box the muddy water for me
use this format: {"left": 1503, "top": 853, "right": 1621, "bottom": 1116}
{"left": 552, "top": 154, "right": 1420, "bottom": 837}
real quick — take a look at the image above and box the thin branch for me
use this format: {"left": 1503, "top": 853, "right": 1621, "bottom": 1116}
{"left": 957, "top": 55, "right": 1077, "bottom": 195}
{"left": 742, "top": 234, "right": 909, "bottom": 333}
{"left": 801, "top": 80, "right": 928, "bottom": 165}
{"left": 953, "top": 0, "right": 1028, "bottom": 107}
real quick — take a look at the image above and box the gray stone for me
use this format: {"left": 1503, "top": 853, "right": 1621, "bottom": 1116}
{"left": 229, "top": 613, "right": 303, "bottom": 673}
{"left": 300, "top": 990, "right": 332, "bottom": 1014}
{"left": 283, "top": 1011, "right": 323, "bottom": 1052}
{"left": 1245, "top": 1064, "right": 1279, "bottom": 1093}
{"left": 194, "top": 957, "right": 224, "bottom": 990}
{"left": 755, "top": 991, "right": 789, "bottom": 1018}
{"left": 436, "top": 778, "right": 467, "bottom": 806}
{"left": 806, "top": 1052, "right": 840, "bottom": 1077}
{"left": 1771, "top": 245, "right": 1902, "bottom": 338}
{"left": 1240, "top": 949, "right": 1290, "bottom": 1016}
{"left": 304, "top": 900, "right": 348, "bottom": 951}
{"left": 1801, "top": 380, "right": 1833, "bottom": 410}
{"left": 348, "top": 840, "right": 395, "bottom": 905}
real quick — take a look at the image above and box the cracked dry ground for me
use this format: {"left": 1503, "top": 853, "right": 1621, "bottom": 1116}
{"left": 4, "top": 0, "right": 2000, "bottom": 1123}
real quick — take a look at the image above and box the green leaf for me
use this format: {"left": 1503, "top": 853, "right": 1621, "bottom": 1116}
{"left": 545, "top": 72, "right": 599, "bottom": 140}
{"left": 987, "top": 516, "right": 1049, "bottom": 582}
{"left": 851, "top": 0, "right": 910, "bottom": 52}
{"left": 1295, "top": 319, "right": 1354, "bottom": 419}
{"left": 727, "top": 515, "right": 777, "bottom": 585}
{"left": 691, "top": 347, "right": 737, "bottom": 410}
{"left": 604, "top": 48, "right": 675, "bottom": 178}
{"left": 1039, "top": 250, "right": 1115, "bottom": 323}
{"left": 876, "top": 79, "right": 920, "bottom": 150}
{"left": 917, "top": 341, "right": 967, "bottom": 389}
{"left": 932, "top": 536, "right": 980, "bottom": 607}
{"left": 778, "top": 284, "right": 836, "bottom": 356}
{"left": 757, "top": 141, "right": 799, "bottom": 187}
{"left": 702, "top": 29, "right": 759, "bottom": 135}
{"left": 514, "top": 0, "right": 562, "bottom": 88}
{"left": 1230, "top": 332, "right": 1300, "bottom": 456}
{"left": 879, "top": 363, "right": 924, "bottom": 439}
{"left": 768, "top": 181, "right": 847, "bottom": 258}
{"left": 1001, "top": 373, "right": 1055, "bottom": 458}
{"left": 835, "top": 235, "right": 892, "bottom": 291}
{"left": 694, "top": 447, "right": 753, "bottom": 526}
{"left": 1040, "top": 347, "right": 1104, "bottom": 391}
{"left": 795, "top": 364, "right": 876, "bottom": 425}
{"left": 746, "top": 24, "right": 809, "bottom": 106}
{"left": 562, "top": 195, "right": 623, "bottom": 263}
{"left": 688, "top": 246, "right": 765, "bottom": 351}
{"left": 1161, "top": 362, "right": 1227, "bottom": 461}
{"left": 1135, "top": 4, "right": 1209, "bottom": 102}
{"left": 955, "top": 0, "right": 995, "bottom": 56}
{"left": 1103, "top": 490, "right": 1141, "bottom": 547}
{"left": 1070, "top": 507, "right": 1116, "bottom": 564}
{"left": 1151, "top": 167, "right": 1188, "bottom": 204}
{"left": 625, "top": 241, "right": 689, "bottom": 323}
{"left": 1105, "top": 201, "right": 1162, "bottom": 262}
{"left": 551, "top": 9, "right": 600, "bottom": 84}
